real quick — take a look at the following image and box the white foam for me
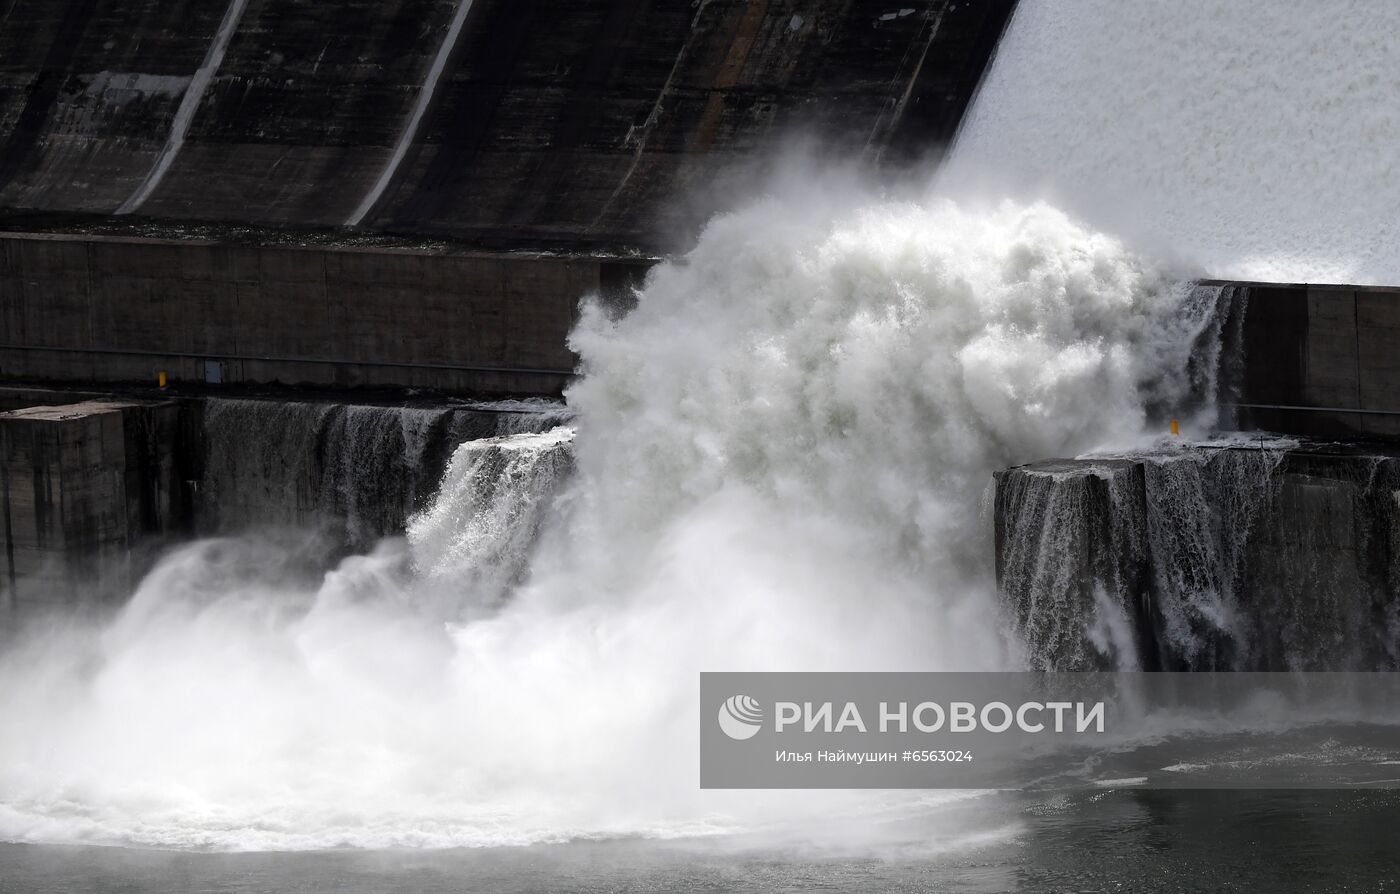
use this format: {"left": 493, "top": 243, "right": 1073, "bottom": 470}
{"left": 0, "top": 194, "right": 1217, "bottom": 849}
{"left": 1092, "top": 777, "right": 1148, "bottom": 787}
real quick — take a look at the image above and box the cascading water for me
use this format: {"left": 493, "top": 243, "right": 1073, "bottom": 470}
{"left": 941, "top": 0, "right": 1400, "bottom": 284}
{"left": 408, "top": 427, "right": 577, "bottom": 616}
{"left": 998, "top": 440, "right": 1400, "bottom": 672}
{"left": 200, "top": 398, "right": 572, "bottom": 548}
{"left": 994, "top": 459, "right": 1148, "bottom": 672}
{"left": 0, "top": 194, "right": 1251, "bottom": 848}
{"left": 1140, "top": 446, "right": 1288, "bottom": 669}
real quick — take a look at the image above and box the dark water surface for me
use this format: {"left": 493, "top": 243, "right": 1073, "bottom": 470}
{"left": 2, "top": 790, "right": 1396, "bottom": 893}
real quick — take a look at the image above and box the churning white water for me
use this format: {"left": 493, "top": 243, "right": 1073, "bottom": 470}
{"left": 0, "top": 195, "right": 1221, "bottom": 849}
{"left": 944, "top": 0, "right": 1400, "bottom": 284}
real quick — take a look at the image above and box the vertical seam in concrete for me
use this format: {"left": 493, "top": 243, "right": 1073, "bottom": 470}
{"left": 115, "top": 0, "right": 252, "bottom": 215}
{"left": 84, "top": 241, "right": 95, "bottom": 378}
{"left": 1354, "top": 289, "right": 1363, "bottom": 430}
{"left": 588, "top": 0, "right": 715, "bottom": 233}
{"left": 866, "top": 1, "right": 950, "bottom": 161}
{"left": 320, "top": 250, "right": 330, "bottom": 376}
{"left": 347, "top": 0, "right": 477, "bottom": 227}
{"left": 1, "top": 426, "right": 14, "bottom": 595}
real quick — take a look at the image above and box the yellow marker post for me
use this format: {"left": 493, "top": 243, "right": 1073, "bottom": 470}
{"left": 158, "top": 371, "right": 167, "bottom": 389}
{"left": 1170, "top": 418, "right": 1180, "bottom": 436}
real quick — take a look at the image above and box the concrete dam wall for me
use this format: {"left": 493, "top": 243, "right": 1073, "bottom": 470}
{"left": 0, "top": 231, "right": 643, "bottom": 393}
{"left": 1228, "top": 282, "right": 1400, "bottom": 439}
{"left": 0, "top": 0, "right": 1015, "bottom": 250}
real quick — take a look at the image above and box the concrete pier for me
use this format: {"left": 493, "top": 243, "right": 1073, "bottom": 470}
{"left": 0, "top": 399, "right": 187, "bottom": 606}
{"left": 994, "top": 444, "right": 1400, "bottom": 672}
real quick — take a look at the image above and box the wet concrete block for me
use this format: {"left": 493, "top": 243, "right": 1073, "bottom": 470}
{"left": 0, "top": 399, "right": 185, "bottom": 604}
{"left": 996, "top": 446, "right": 1400, "bottom": 671}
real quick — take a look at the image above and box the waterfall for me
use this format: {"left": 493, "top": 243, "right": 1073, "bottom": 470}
{"left": 995, "top": 461, "right": 1146, "bottom": 671}
{"left": 200, "top": 398, "right": 571, "bottom": 548}
{"left": 1139, "top": 447, "right": 1288, "bottom": 669}
{"left": 408, "top": 427, "right": 576, "bottom": 615}
{"left": 0, "top": 196, "right": 1251, "bottom": 849}
{"left": 997, "top": 442, "right": 1400, "bottom": 672}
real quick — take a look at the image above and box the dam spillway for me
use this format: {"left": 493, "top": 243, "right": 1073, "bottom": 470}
{"left": 1, "top": 0, "right": 1400, "bottom": 871}
{"left": 0, "top": 0, "right": 1018, "bottom": 397}
{"left": 0, "top": 0, "right": 1020, "bottom": 620}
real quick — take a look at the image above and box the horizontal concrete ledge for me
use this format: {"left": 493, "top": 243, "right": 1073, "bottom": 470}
{"left": 1199, "top": 278, "right": 1400, "bottom": 293}
{"left": 0, "top": 227, "right": 663, "bottom": 264}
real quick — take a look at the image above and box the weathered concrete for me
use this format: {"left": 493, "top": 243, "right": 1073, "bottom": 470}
{"left": 0, "top": 398, "right": 189, "bottom": 606}
{"left": 0, "top": 232, "right": 646, "bottom": 394}
{"left": 0, "top": 385, "right": 105, "bottom": 412}
{"left": 1222, "top": 281, "right": 1400, "bottom": 438}
{"left": 0, "top": 0, "right": 1016, "bottom": 251}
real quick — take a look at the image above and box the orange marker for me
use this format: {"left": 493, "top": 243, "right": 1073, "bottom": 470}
{"left": 1170, "top": 418, "right": 1180, "bottom": 436}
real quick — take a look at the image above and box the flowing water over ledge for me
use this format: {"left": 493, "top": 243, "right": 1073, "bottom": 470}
{"left": 1, "top": 196, "right": 1393, "bottom": 869}
{"left": 199, "top": 397, "right": 573, "bottom": 549}
{"left": 996, "top": 439, "right": 1400, "bottom": 672}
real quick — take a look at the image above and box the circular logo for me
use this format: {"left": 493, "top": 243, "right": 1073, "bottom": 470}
{"left": 717, "top": 694, "right": 764, "bottom": 740}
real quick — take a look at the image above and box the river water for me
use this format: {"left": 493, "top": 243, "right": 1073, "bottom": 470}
{"left": 1, "top": 789, "right": 1395, "bottom": 893}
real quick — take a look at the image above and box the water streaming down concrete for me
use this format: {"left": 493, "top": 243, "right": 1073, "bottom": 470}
{"left": 407, "top": 425, "right": 576, "bottom": 612}
{"left": 944, "top": 0, "right": 1400, "bottom": 285}
{"left": 995, "top": 442, "right": 1400, "bottom": 672}
{"left": 990, "top": 280, "right": 1400, "bottom": 672}
{"left": 0, "top": 392, "right": 574, "bottom": 608}
{"left": 200, "top": 397, "right": 572, "bottom": 549}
